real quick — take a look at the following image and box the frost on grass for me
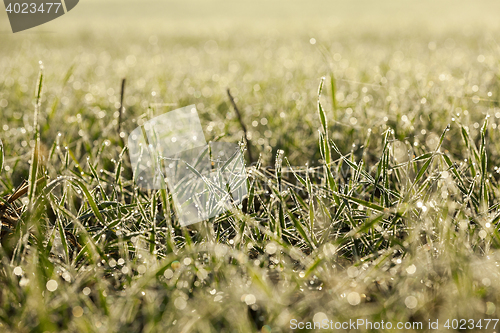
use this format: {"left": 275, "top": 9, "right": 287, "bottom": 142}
{"left": 128, "top": 105, "right": 247, "bottom": 226}
{"left": 1, "top": 22, "right": 500, "bottom": 332}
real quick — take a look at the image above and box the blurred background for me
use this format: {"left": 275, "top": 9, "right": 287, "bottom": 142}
{"left": 2, "top": 0, "right": 500, "bottom": 34}
{"left": 2, "top": 0, "right": 500, "bottom": 35}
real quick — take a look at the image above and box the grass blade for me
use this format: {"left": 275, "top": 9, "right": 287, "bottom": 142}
{"left": 28, "top": 69, "right": 43, "bottom": 209}
{"left": 0, "top": 138, "right": 3, "bottom": 175}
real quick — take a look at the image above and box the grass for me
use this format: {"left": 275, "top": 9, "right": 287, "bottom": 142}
{"left": 1, "top": 5, "right": 500, "bottom": 331}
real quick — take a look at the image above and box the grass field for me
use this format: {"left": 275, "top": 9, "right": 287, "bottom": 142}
{"left": 1, "top": 1, "right": 500, "bottom": 332}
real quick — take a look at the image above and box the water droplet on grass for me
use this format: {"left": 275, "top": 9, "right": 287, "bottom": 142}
{"left": 405, "top": 296, "right": 418, "bottom": 309}
{"left": 347, "top": 292, "right": 360, "bottom": 305}
{"left": 46, "top": 280, "right": 58, "bottom": 292}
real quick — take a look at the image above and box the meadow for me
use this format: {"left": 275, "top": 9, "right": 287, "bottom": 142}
{"left": 1, "top": 1, "right": 500, "bottom": 332}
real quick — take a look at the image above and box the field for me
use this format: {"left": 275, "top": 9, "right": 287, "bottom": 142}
{"left": 1, "top": 1, "right": 500, "bottom": 332}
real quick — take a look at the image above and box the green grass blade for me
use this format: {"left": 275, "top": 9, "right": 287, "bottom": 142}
{"left": 330, "top": 74, "right": 337, "bottom": 119}
{"left": 0, "top": 138, "right": 3, "bottom": 175}
{"left": 69, "top": 179, "right": 105, "bottom": 224}
{"left": 28, "top": 70, "right": 43, "bottom": 209}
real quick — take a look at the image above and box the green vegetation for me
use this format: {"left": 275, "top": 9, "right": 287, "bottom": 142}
{"left": 1, "top": 1, "right": 500, "bottom": 332}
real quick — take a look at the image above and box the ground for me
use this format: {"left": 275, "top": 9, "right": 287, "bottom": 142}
{"left": 1, "top": 1, "right": 500, "bottom": 332}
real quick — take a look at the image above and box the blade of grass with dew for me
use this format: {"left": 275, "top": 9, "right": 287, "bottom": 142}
{"left": 69, "top": 178, "right": 105, "bottom": 224}
{"left": 275, "top": 149, "right": 285, "bottom": 237}
{"left": 150, "top": 189, "right": 157, "bottom": 254}
{"left": 479, "top": 119, "right": 489, "bottom": 212}
{"left": 330, "top": 74, "right": 337, "bottom": 120}
{"left": 0, "top": 138, "right": 3, "bottom": 175}
{"left": 28, "top": 70, "right": 43, "bottom": 210}
{"left": 56, "top": 209, "right": 70, "bottom": 264}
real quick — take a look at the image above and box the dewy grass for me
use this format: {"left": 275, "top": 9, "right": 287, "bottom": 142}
{"left": 1, "top": 25, "right": 500, "bottom": 332}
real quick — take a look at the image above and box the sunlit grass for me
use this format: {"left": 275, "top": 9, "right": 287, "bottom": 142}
{"left": 0, "top": 23, "right": 500, "bottom": 332}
